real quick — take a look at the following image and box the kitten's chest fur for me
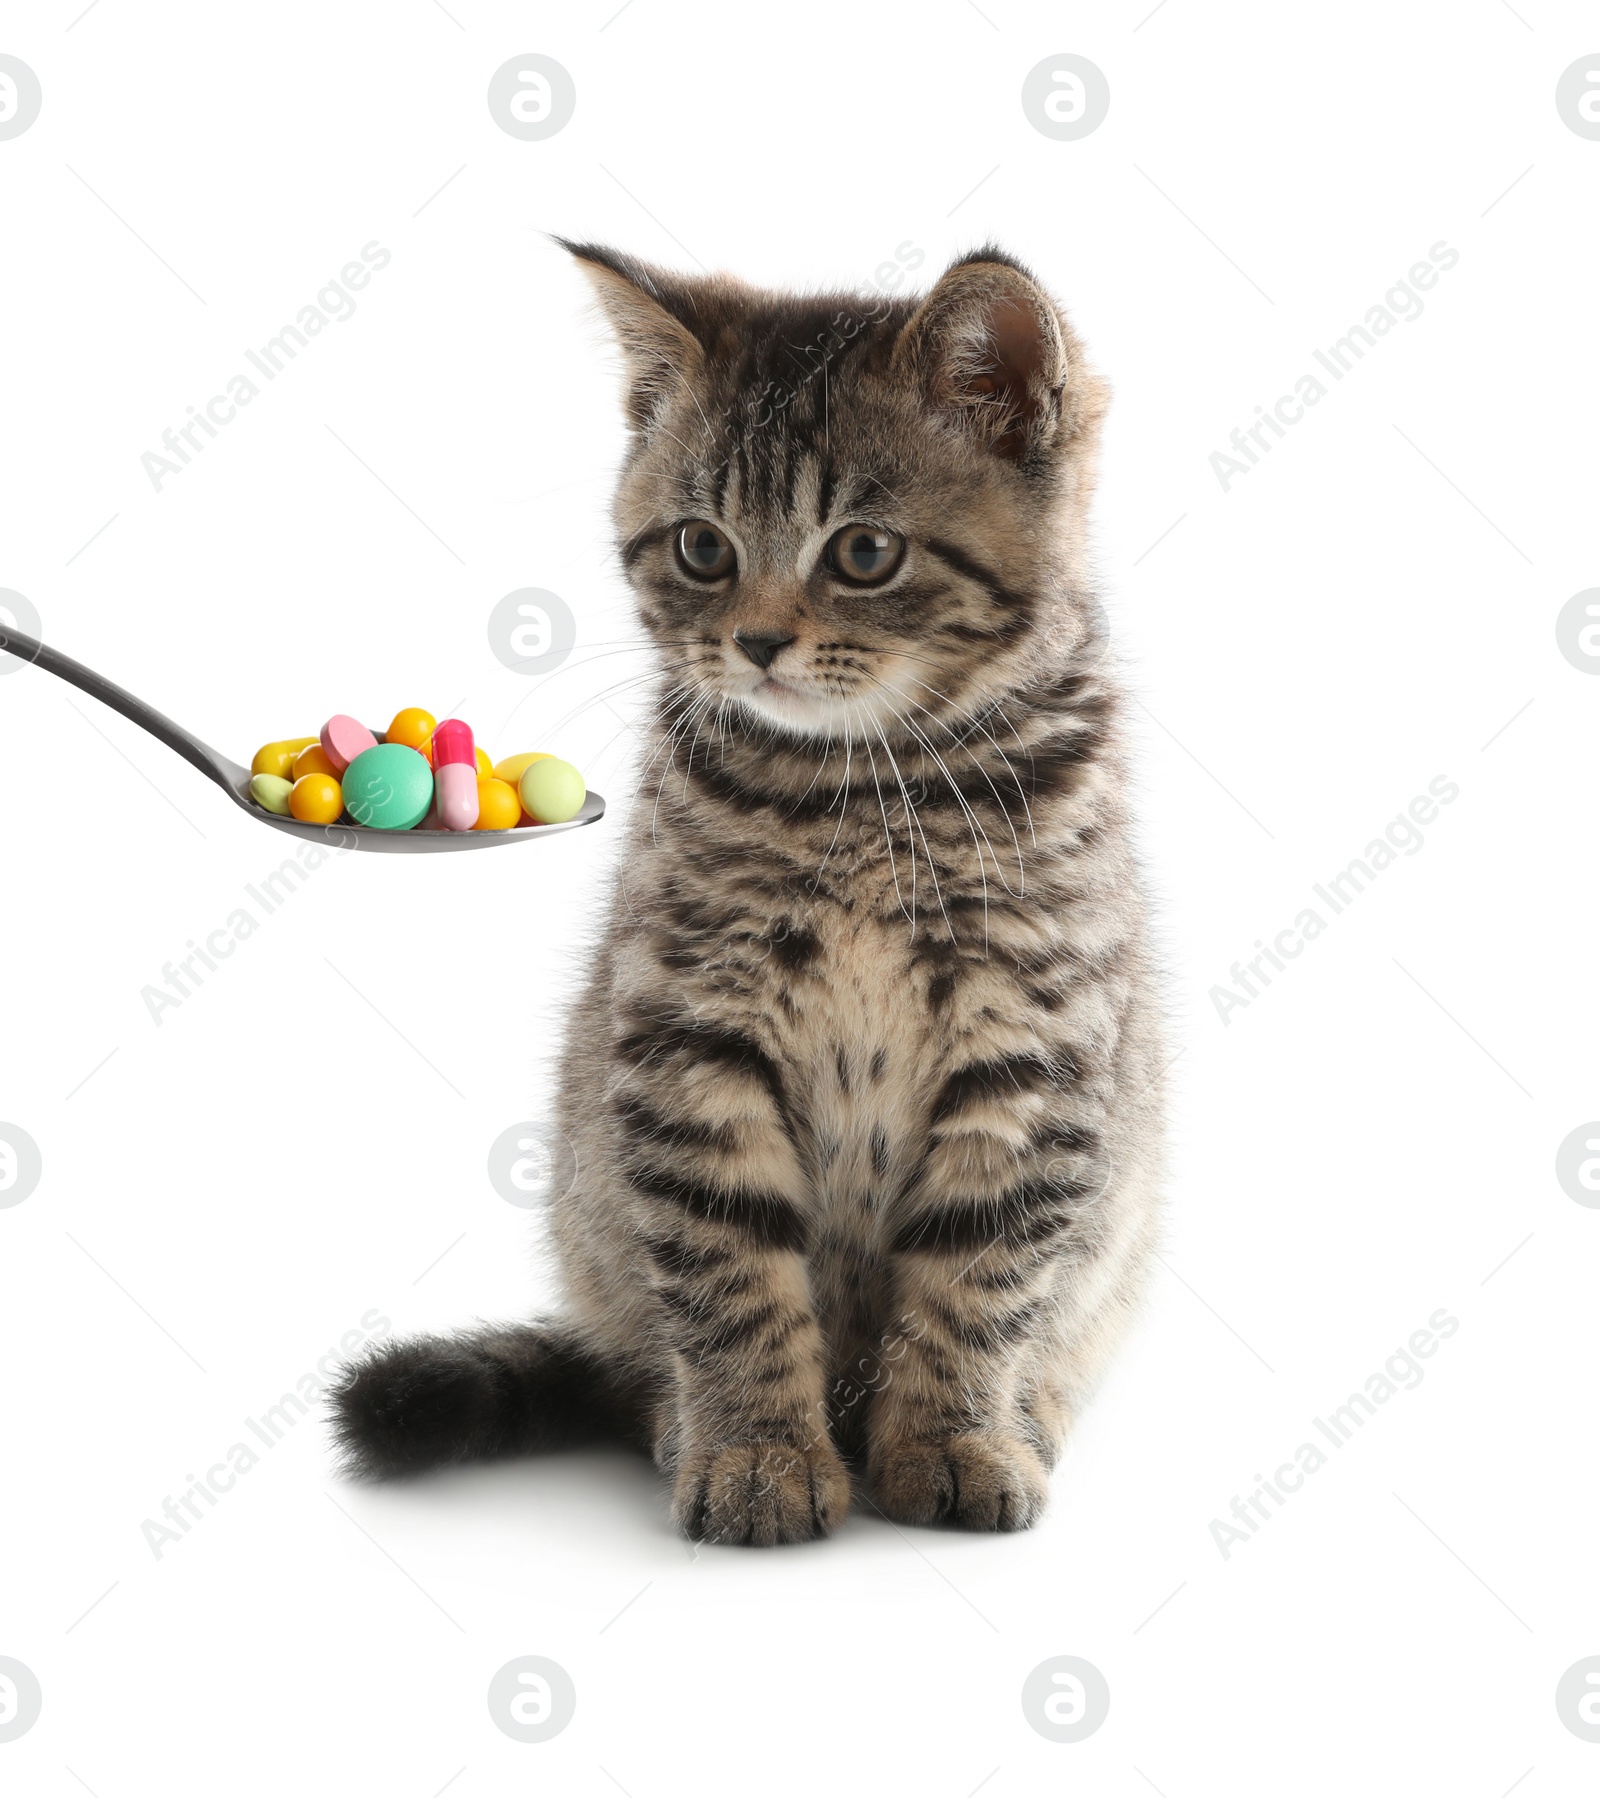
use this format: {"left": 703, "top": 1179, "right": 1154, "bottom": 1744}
{"left": 634, "top": 770, "right": 1081, "bottom": 1216}
{"left": 791, "top": 913, "right": 927, "bottom": 1214}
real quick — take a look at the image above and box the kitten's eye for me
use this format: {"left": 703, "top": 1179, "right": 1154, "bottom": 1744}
{"left": 826, "top": 524, "right": 905, "bottom": 586}
{"left": 675, "top": 520, "right": 736, "bottom": 581}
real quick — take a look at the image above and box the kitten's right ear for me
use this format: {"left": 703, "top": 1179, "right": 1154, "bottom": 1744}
{"left": 558, "top": 239, "right": 704, "bottom": 432}
{"left": 891, "top": 249, "right": 1070, "bottom": 464}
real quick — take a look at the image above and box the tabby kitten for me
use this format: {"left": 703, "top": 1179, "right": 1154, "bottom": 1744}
{"left": 331, "top": 242, "right": 1165, "bottom": 1543}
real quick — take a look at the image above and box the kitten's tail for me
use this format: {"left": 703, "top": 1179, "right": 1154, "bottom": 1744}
{"left": 327, "top": 1322, "right": 647, "bottom": 1480}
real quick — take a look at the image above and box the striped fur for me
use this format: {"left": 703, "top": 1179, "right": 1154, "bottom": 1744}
{"left": 330, "top": 244, "right": 1165, "bottom": 1542}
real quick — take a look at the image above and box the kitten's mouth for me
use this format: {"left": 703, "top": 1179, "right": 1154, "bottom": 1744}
{"left": 727, "top": 669, "right": 840, "bottom": 737}
{"left": 713, "top": 652, "right": 927, "bottom": 741}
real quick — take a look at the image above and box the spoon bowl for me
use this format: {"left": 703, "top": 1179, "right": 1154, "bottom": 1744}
{"left": 0, "top": 626, "right": 604, "bottom": 852}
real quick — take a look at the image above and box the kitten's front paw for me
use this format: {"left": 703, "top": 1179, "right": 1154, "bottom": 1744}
{"left": 673, "top": 1438, "right": 850, "bottom": 1546}
{"left": 871, "top": 1429, "right": 1048, "bottom": 1531}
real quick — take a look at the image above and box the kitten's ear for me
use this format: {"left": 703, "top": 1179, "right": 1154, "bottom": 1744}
{"left": 891, "top": 250, "right": 1068, "bottom": 462}
{"left": 559, "top": 239, "right": 705, "bottom": 432}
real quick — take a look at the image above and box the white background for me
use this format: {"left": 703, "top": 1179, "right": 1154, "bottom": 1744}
{"left": 1, "top": 2, "right": 1596, "bottom": 1793}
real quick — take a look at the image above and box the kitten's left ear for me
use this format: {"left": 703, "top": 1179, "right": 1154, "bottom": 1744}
{"left": 891, "top": 251, "right": 1069, "bottom": 462}
{"left": 557, "top": 238, "right": 706, "bottom": 433}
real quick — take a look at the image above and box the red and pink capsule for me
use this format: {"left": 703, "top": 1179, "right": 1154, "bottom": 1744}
{"left": 431, "top": 718, "right": 479, "bottom": 830}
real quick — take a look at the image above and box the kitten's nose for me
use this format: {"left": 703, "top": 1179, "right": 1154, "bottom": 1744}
{"left": 732, "top": 628, "right": 796, "bottom": 671}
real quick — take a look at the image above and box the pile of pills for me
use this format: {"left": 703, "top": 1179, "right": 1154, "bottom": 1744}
{"left": 247, "top": 708, "right": 586, "bottom": 833}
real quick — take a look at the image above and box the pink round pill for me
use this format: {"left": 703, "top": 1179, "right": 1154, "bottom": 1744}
{"left": 319, "top": 714, "right": 378, "bottom": 774}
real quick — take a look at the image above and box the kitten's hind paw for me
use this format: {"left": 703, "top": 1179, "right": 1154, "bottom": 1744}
{"left": 673, "top": 1438, "right": 850, "bottom": 1546}
{"left": 870, "top": 1429, "right": 1048, "bottom": 1531}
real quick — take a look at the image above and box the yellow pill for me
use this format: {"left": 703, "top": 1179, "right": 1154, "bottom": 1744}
{"left": 251, "top": 736, "right": 318, "bottom": 780}
{"left": 475, "top": 746, "right": 493, "bottom": 779}
{"left": 293, "top": 742, "right": 339, "bottom": 780}
{"left": 473, "top": 776, "right": 522, "bottom": 831}
{"left": 492, "top": 751, "right": 551, "bottom": 786}
{"left": 386, "top": 707, "right": 437, "bottom": 754}
{"left": 288, "top": 772, "right": 344, "bottom": 824}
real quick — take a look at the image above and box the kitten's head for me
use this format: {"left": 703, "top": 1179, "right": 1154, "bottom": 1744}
{"left": 565, "top": 240, "right": 1108, "bottom": 744}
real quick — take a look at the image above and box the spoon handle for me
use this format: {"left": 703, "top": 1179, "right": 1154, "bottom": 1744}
{"left": 0, "top": 625, "right": 240, "bottom": 792}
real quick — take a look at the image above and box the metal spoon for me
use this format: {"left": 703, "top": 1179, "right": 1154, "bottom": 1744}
{"left": 0, "top": 625, "right": 605, "bottom": 853}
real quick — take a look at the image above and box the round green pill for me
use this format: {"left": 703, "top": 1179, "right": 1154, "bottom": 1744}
{"left": 341, "top": 743, "right": 433, "bottom": 830}
{"left": 518, "top": 756, "right": 586, "bottom": 825}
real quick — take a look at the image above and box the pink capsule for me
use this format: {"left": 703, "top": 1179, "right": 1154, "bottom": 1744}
{"left": 319, "top": 713, "right": 377, "bottom": 774}
{"left": 431, "top": 718, "right": 479, "bottom": 831}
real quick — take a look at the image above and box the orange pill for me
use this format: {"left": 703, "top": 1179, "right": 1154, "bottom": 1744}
{"left": 386, "top": 707, "right": 437, "bottom": 754}
{"left": 288, "top": 772, "right": 344, "bottom": 824}
{"left": 293, "top": 742, "right": 339, "bottom": 780}
{"left": 473, "top": 776, "right": 522, "bottom": 831}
